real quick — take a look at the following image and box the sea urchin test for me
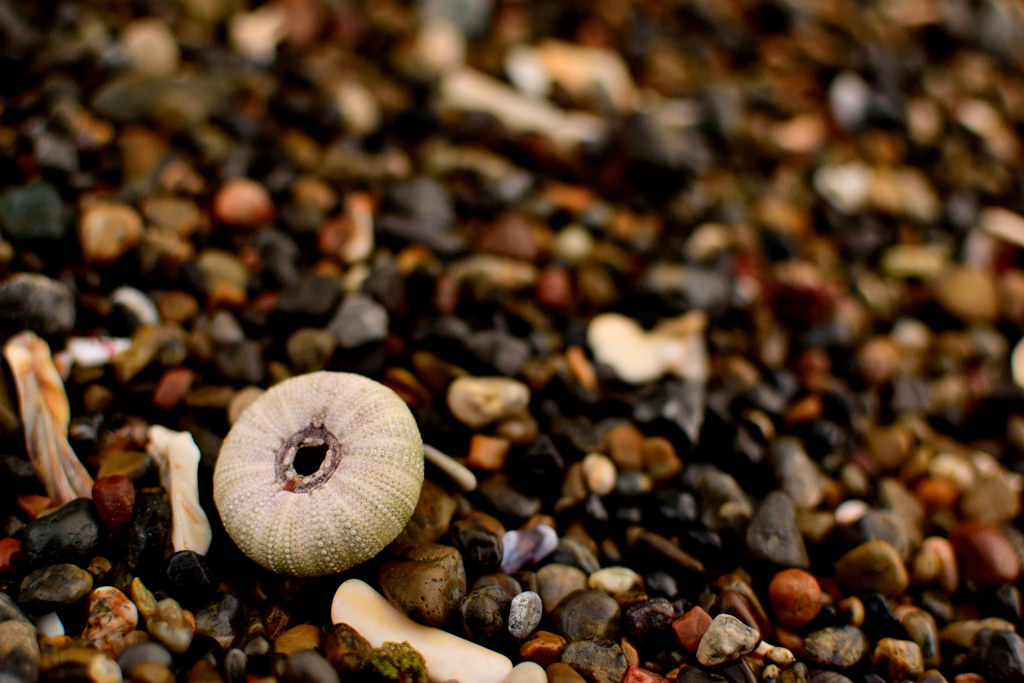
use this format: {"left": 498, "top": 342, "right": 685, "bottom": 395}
{"left": 213, "top": 371, "right": 424, "bottom": 576}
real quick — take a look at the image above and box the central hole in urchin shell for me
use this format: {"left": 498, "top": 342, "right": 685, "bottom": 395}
{"left": 293, "top": 443, "right": 329, "bottom": 475}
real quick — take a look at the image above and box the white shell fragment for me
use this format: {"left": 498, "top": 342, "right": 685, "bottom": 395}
{"left": 587, "top": 311, "right": 709, "bottom": 385}
{"left": 423, "top": 444, "right": 477, "bottom": 492}
{"left": 332, "top": 579, "right": 512, "bottom": 683}
{"left": 147, "top": 426, "right": 213, "bottom": 556}
{"left": 214, "top": 371, "right": 424, "bottom": 576}
{"left": 3, "top": 331, "right": 94, "bottom": 504}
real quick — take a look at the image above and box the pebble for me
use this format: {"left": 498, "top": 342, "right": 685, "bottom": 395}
{"left": 0, "top": 181, "right": 68, "bottom": 241}
{"left": 327, "top": 293, "right": 389, "bottom": 349}
{"left": 768, "top": 569, "right": 821, "bottom": 627}
{"left": 770, "top": 438, "right": 824, "bottom": 510}
{"left": 213, "top": 179, "right": 275, "bottom": 228}
{"left": 451, "top": 518, "right": 503, "bottom": 571}
{"left": 79, "top": 203, "right": 144, "bottom": 264}
{"left": 519, "top": 631, "right": 565, "bottom": 667}
{"left": 275, "top": 624, "right": 323, "bottom": 655}
{"left": 948, "top": 520, "right": 1021, "bottom": 587}
{"left": 970, "top": 629, "right": 1024, "bottom": 683}
{"left": 535, "top": 564, "right": 587, "bottom": 614}
{"left": 939, "top": 618, "right": 1016, "bottom": 647}
{"left": 159, "top": 551, "right": 214, "bottom": 607}
{"left": 378, "top": 542, "right": 467, "bottom": 627}
{"left": 457, "top": 585, "right": 511, "bottom": 642}
{"left": 506, "top": 661, "right": 546, "bottom": 683}
{"left": 467, "top": 435, "right": 511, "bottom": 471}
{"left": 0, "top": 620, "right": 40, "bottom": 683}
{"left": 92, "top": 476, "right": 136, "bottom": 533}
{"left": 622, "top": 668, "right": 669, "bottom": 683}
{"left": 508, "top": 590, "right": 542, "bottom": 639}
{"left": 84, "top": 586, "right": 139, "bottom": 656}
{"left": 934, "top": 268, "right": 999, "bottom": 324}
{"left": 559, "top": 640, "right": 628, "bottom": 683}
{"left": 501, "top": 526, "right": 558, "bottom": 574}
{"left": 873, "top": 638, "right": 924, "bottom": 680}
{"left": 116, "top": 642, "right": 173, "bottom": 676}
{"left": 285, "top": 328, "right": 337, "bottom": 373}
{"left": 545, "top": 662, "right": 587, "bottom": 683}
{"left": 549, "top": 590, "right": 621, "bottom": 642}
{"left": 901, "top": 609, "right": 939, "bottom": 669}
{"left": 120, "top": 19, "right": 180, "bottom": 77}
{"left": 22, "top": 498, "right": 104, "bottom": 569}
{"left": 588, "top": 567, "right": 640, "bottom": 596}
{"left": 331, "top": 579, "right": 512, "bottom": 683}
{"left": 447, "top": 377, "right": 531, "bottom": 429}
{"left": 0, "top": 274, "right": 76, "bottom": 336}
{"left": 834, "top": 541, "right": 908, "bottom": 596}
{"left": 147, "top": 599, "right": 193, "bottom": 654}
{"left": 744, "top": 491, "right": 809, "bottom": 570}
{"left": 581, "top": 453, "right": 616, "bottom": 496}
{"left": 673, "top": 606, "right": 713, "bottom": 653}
{"left": 18, "top": 563, "right": 93, "bottom": 613}
{"left": 587, "top": 312, "right": 708, "bottom": 385}
{"left": 802, "top": 626, "right": 869, "bottom": 669}
{"left": 550, "top": 539, "right": 599, "bottom": 575}
{"left": 324, "top": 623, "right": 372, "bottom": 675}
{"left": 696, "top": 614, "right": 760, "bottom": 666}
{"left": 624, "top": 598, "right": 675, "bottom": 650}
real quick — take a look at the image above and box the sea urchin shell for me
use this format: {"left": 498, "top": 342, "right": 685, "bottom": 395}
{"left": 213, "top": 371, "right": 424, "bottom": 576}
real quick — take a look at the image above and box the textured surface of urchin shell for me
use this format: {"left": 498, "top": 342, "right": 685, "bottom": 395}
{"left": 213, "top": 371, "right": 424, "bottom": 576}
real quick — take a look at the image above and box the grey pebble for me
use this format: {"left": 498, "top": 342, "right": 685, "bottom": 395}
{"left": 508, "top": 590, "right": 542, "bottom": 639}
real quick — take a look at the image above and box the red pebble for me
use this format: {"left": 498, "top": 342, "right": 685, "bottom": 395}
{"left": 623, "top": 667, "right": 669, "bottom": 683}
{"left": 213, "top": 178, "right": 275, "bottom": 228}
{"left": 768, "top": 568, "right": 822, "bottom": 627}
{"left": 16, "top": 494, "right": 51, "bottom": 519}
{"left": 0, "top": 538, "right": 21, "bottom": 574}
{"left": 672, "top": 605, "right": 713, "bottom": 653}
{"left": 949, "top": 520, "right": 1021, "bottom": 587}
{"left": 153, "top": 367, "right": 196, "bottom": 410}
{"left": 92, "top": 475, "right": 136, "bottom": 532}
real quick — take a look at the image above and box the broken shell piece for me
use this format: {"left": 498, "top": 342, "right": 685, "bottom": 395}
{"left": 147, "top": 425, "right": 212, "bottom": 556}
{"left": 587, "top": 311, "right": 710, "bottom": 385}
{"left": 3, "top": 331, "right": 94, "bottom": 504}
{"left": 332, "top": 579, "right": 512, "bottom": 683}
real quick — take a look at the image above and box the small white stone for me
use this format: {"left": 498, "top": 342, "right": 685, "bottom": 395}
{"left": 587, "top": 566, "right": 639, "bottom": 596}
{"left": 981, "top": 207, "right": 1024, "bottom": 248}
{"left": 415, "top": 20, "right": 466, "bottom": 75}
{"left": 928, "top": 452, "right": 976, "bottom": 492}
{"left": 332, "top": 579, "right": 512, "bottom": 683}
{"left": 505, "top": 661, "right": 545, "bottom": 683}
{"left": 533, "top": 40, "right": 639, "bottom": 113}
{"left": 829, "top": 71, "right": 871, "bottom": 131}
{"left": 813, "top": 161, "right": 872, "bottom": 214}
{"left": 891, "top": 318, "right": 932, "bottom": 352}
{"left": 147, "top": 426, "right": 212, "bottom": 555}
{"left": 229, "top": 5, "right": 287, "bottom": 65}
{"left": 834, "top": 499, "right": 869, "bottom": 526}
{"left": 65, "top": 337, "right": 133, "bottom": 368}
{"left": 505, "top": 45, "right": 550, "bottom": 99}
{"left": 121, "top": 19, "right": 180, "bottom": 77}
{"left": 765, "top": 645, "right": 795, "bottom": 667}
{"left": 696, "top": 614, "right": 760, "bottom": 666}
{"left": 684, "top": 223, "right": 732, "bottom": 262}
{"left": 587, "top": 311, "right": 708, "bottom": 385}
{"left": 553, "top": 224, "right": 594, "bottom": 263}
{"left": 341, "top": 193, "right": 375, "bottom": 263}
{"left": 334, "top": 82, "right": 381, "bottom": 138}
{"left": 31, "top": 612, "right": 63, "bottom": 637}
{"left": 447, "top": 377, "right": 531, "bottom": 429}
{"left": 424, "top": 444, "right": 477, "bottom": 492}
{"left": 581, "top": 453, "right": 616, "bottom": 496}
{"left": 112, "top": 287, "right": 160, "bottom": 325}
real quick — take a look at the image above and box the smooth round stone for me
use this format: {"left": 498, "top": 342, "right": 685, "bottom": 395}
{"left": 451, "top": 519, "right": 503, "bottom": 571}
{"left": 588, "top": 567, "right": 639, "bottom": 596}
{"left": 117, "top": 642, "right": 173, "bottom": 675}
{"left": 129, "top": 661, "right": 175, "bottom": 683}
{"left": 79, "top": 202, "right": 144, "bottom": 264}
{"left": 834, "top": 541, "right": 908, "bottom": 596}
{"left": 378, "top": 543, "right": 467, "bottom": 627}
{"left": 934, "top": 268, "right": 999, "bottom": 324}
{"left": 873, "top": 638, "right": 923, "bottom": 681}
{"left": 0, "top": 273, "right": 76, "bottom": 336}
{"left": 18, "top": 563, "right": 93, "bottom": 613}
{"left": 0, "top": 181, "right": 68, "bottom": 241}
{"left": 949, "top": 520, "right": 1021, "bottom": 587}
{"left": 446, "top": 377, "right": 530, "bottom": 429}
{"left": 549, "top": 590, "right": 621, "bottom": 642}
{"left": 970, "top": 629, "right": 1024, "bottom": 683}
{"left": 159, "top": 551, "right": 214, "bottom": 607}
{"left": 535, "top": 564, "right": 587, "bottom": 614}
{"left": 0, "top": 620, "right": 38, "bottom": 683}
{"left": 901, "top": 610, "right": 939, "bottom": 669}
{"left": 696, "top": 614, "right": 760, "bottom": 666}
{"left": 213, "top": 179, "right": 275, "bottom": 228}
{"left": 546, "top": 662, "right": 587, "bottom": 683}
{"left": 284, "top": 650, "right": 340, "bottom": 683}
{"left": 92, "top": 476, "right": 136, "bottom": 533}
{"left": 508, "top": 590, "right": 542, "bottom": 639}
{"left": 519, "top": 631, "right": 566, "bottom": 668}
{"left": 559, "top": 640, "right": 628, "bottom": 683}
{"left": 744, "top": 491, "right": 809, "bottom": 570}
{"left": 803, "top": 626, "right": 869, "bottom": 668}
{"left": 473, "top": 573, "right": 522, "bottom": 600}
{"left": 768, "top": 569, "right": 821, "bottom": 627}
{"left": 275, "top": 624, "right": 323, "bottom": 655}
{"left": 327, "top": 293, "right": 389, "bottom": 349}
{"left": 148, "top": 598, "right": 192, "bottom": 654}
{"left": 325, "top": 623, "right": 372, "bottom": 675}
{"left": 457, "top": 586, "right": 510, "bottom": 642}
{"left": 22, "top": 498, "right": 104, "bottom": 569}
{"left": 550, "top": 539, "right": 600, "bottom": 575}
{"left": 582, "top": 453, "right": 616, "bottom": 496}
{"left": 285, "top": 328, "right": 336, "bottom": 374}
{"left": 120, "top": 18, "right": 180, "bottom": 77}
{"left": 624, "top": 598, "right": 674, "bottom": 650}
{"left": 506, "top": 661, "right": 545, "bottom": 683}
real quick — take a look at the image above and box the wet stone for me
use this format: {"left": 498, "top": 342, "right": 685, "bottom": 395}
{"left": 450, "top": 518, "right": 503, "bottom": 571}
{"left": 0, "top": 620, "right": 39, "bottom": 683}
{"left": 551, "top": 539, "right": 600, "bottom": 575}
{"left": 802, "top": 626, "right": 869, "bottom": 669}
{"left": 509, "top": 590, "right": 542, "bottom": 639}
{"left": 194, "top": 592, "right": 242, "bottom": 648}
{"left": 696, "top": 614, "right": 760, "bottom": 666}
{"left": 159, "top": 551, "right": 214, "bottom": 607}
{"left": 970, "top": 629, "right": 1024, "bottom": 683}
{"left": 0, "top": 274, "right": 76, "bottom": 336}
{"left": 92, "top": 476, "right": 136, "bottom": 533}
{"left": 457, "top": 585, "right": 511, "bottom": 642}
{"left": 148, "top": 598, "right": 192, "bottom": 654}
{"left": 873, "top": 638, "right": 923, "bottom": 681}
{"left": 535, "top": 564, "right": 588, "bottom": 614}
{"left": 22, "top": 498, "right": 104, "bottom": 569}
{"left": 18, "top": 563, "right": 93, "bottom": 613}
{"left": 949, "top": 520, "right": 1021, "bottom": 587}
{"left": 325, "top": 623, "right": 372, "bottom": 675}
{"left": 560, "top": 640, "right": 628, "bottom": 683}
{"left": 623, "top": 598, "right": 674, "bottom": 651}
{"left": 673, "top": 606, "right": 712, "bottom": 654}
{"left": 84, "top": 586, "right": 139, "bottom": 656}
{"left": 327, "top": 293, "right": 389, "bottom": 349}
{"left": 378, "top": 542, "right": 466, "bottom": 627}
{"left": 768, "top": 569, "right": 821, "bottom": 628}
{"left": 549, "top": 590, "right": 621, "bottom": 642}
{"left": 0, "top": 181, "right": 68, "bottom": 241}
{"left": 284, "top": 651, "right": 340, "bottom": 683}
{"left": 520, "top": 631, "right": 566, "bottom": 668}
{"left": 744, "top": 491, "right": 809, "bottom": 570}
{"left": 117, "top": 642, "right": 173, "bottom": 677}
{"left": 834, "top": 541, "right": 908, "bottom": 596}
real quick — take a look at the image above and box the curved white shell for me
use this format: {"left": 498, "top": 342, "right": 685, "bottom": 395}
{"left": 213, "top": 371, "right": 424, "bottom": 576}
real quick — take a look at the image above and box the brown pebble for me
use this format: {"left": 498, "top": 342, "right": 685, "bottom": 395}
{"left": 536, "top": 266, "right": 572, "bottom": 310}
{"left": 79, "top": 202, "right": 144, "bottom": 264}
{"left": 274, "top": 624, "right": 322, "bottom": 655}
{"left": 672, "top": 605, "right": 712, "bottom": 653}
{"left": 934, "top": 268, "right": 999, "bottom": 324}
{"left": 16, "top": 494, "right": 51, "bottom": 519}
{"left": 641, "top": 437, "right": 681, "bottom": 483}
{"left": 186, "top": 660, "right": 222, "bottom": 683}
{"left": 714, "top": 590, "right": 760, "bottom": 633}
{"left": 520, "top": 631, "right": 567, "bottom": 668}
{"left": 866, "top": 425, "right": 913, "bottom": 471}
{"left": 835, "top": 540, "right": 909, "bottom": 596}
{"left": 948, "top": 520, "right": 1020, "bottom": 587}
{"left": 466, "top": 435, "right": 511, "bottom": 471}
{"left": 152, "top": 367, "right": 196, "bottom": 410}
{"left": 546, "top": 662, "right": 587, "bottom": 683}
{"left": 92, "top": 476, "right": 136, "bottom": 533}
{"left": 131, "top": 662, "right": 176, "bottom": 683}
{"left": 605, "top": 424, "right": 644, "bottom": 471}
{"left": 873, "top": 638, "right": 924, "bottom": 681}
{"left": 768, "top": 569, "right": 822, "bottom": 627}
{"left": 213, "top": 178, "right": 275, "bottom": 228}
